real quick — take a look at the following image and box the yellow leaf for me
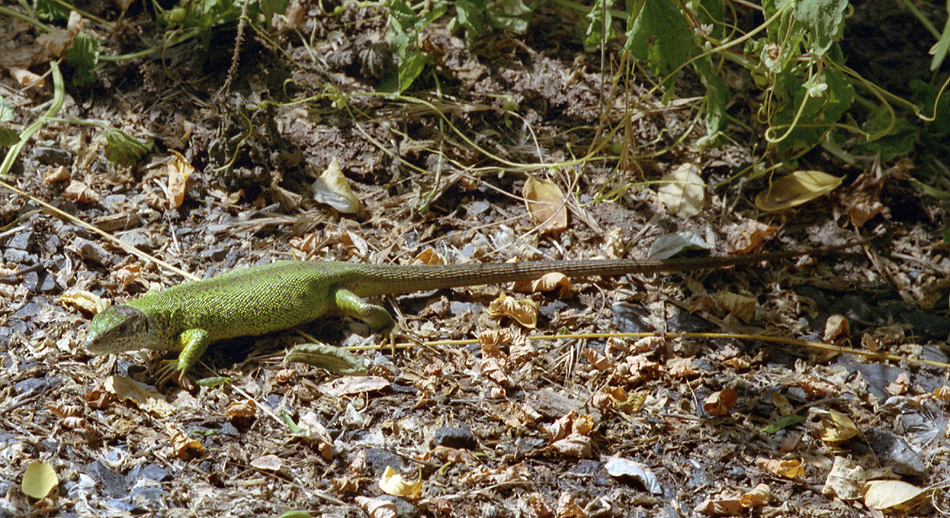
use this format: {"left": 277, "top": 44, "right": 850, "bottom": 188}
{"left": 818, "top": 410, "right": 859, "bottom": 443}
{"left": 379, "top": 466, "right": 422, "bottom": 498}
{"left": 21, "top": 461, "right": 58, "bottom": 499}
{"left": 165, "top": 150, "right": 194, "bottom": 209}
{"left": 523, "top": 175, "right": 567, "bottom": 235}
{"left": 755, "top": 170, "right": 843, "bottom": 212}
{"left": 864, "top": 480, "right": 927, "bottom": 512}
{"left": 755, "top": 457, "right": 805, "bottom": 479}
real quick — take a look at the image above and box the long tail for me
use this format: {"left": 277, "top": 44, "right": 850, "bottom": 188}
{"left": 350, "top": 239, "right": 869, "bottom": 296}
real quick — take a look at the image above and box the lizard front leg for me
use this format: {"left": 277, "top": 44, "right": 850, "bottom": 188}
{"left": 156, "top": 328, "right": 210, "bottom": 386}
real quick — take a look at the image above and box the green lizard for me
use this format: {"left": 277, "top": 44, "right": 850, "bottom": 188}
{"left": 84, "top": 240, "right": 866, "bottom": 382}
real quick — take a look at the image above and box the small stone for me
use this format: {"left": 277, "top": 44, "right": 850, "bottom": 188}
{"left": 431, "top": 425, "right": 477, "bottom": 450}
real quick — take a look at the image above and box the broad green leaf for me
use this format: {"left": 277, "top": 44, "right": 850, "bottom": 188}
{"left": 105, "top": 127, "right": 154, "bottom": 167}
{"left": 0, "top": 96, "right": 18, "bottom": 147}
{"left": 64, "top": 32, "right": 101, "bottom": 86}
{"left": 856, "top": 108, "right": 919, "bottom": 161}
{"left": 771, "top": 65, "right": 853, "bottom": 156}
{"left": 398, "top": 49, "right": 430, "bottom": 93}
{"left": 486, "top": 0, "right": 531, "bottom": 33}
{"left": 455, "top": 0, "right": 488, "bottom": 39}
{"left": 625, "top": 0, "right": 696, "bottom": 92}
{"left": 793, "top": 0, "right": 847, "bottom": 56}
{"left": 580, "top": 1, "right": 614, "bottom": 52}
{"left": 34, "top": 0, "right": 71, "bottom": 21}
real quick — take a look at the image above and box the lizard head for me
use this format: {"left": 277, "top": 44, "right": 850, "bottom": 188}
{"left": 84, "top": 304, "right": 159, "bottom": 354}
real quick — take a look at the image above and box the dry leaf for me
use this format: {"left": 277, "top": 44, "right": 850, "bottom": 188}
{"left": 312, "top": 157, "right": 362, "bottom": 215}
{"left": 703, "top": 388, "right": 738, "bottom": 417}
{"left": 822, "top": 456, "right": 865, "bottom": 501}
{"left": 250, "top": 454, "right": 285, "bottom": 473}
{"left": 755, "top": 170, "right": 843, "bottom": 212}
{"left": 740, "top": 484, "right": 770, "bottom": 508}
{"left": 716, "top": 291, "right": 755, "bottom": 323}
{"left": 755, "top": 457, "right": 805, "bottom": 479}
{"left": 167, "top": 423, "right": 204, "bottom": 459}
{"left": 885, "top": 371, "right": 910, "bottom": 396}
{"left": 582, "top": 348, "right": 612, "bottom": 371}
{"left": 657, "top": 163, "right": 705, "bottom": 218}
{"left": 63, "top": 180, "right": 98, "bottom": 204}
{"left": 551, "top": 433, "right": 592, "bottom": 458}
{"left": 556, "top": 491, "right": 587, "bottom": 518}
{"left": 694, "top": 490, "right": 743, "bottom": 516}
{"left": 43, "top": 165, "right": 69, "bottom": 184}
{"left": 165, "top": 151, "right": 194, "bottom": 209}
{"left": 413, "top": 248, "right": 445, "bottom": 265}
{"left": 523, "top": 175, "right": 568, "bottom": 234}
{"left": 317, "top": 376, "right": 390, "bottom": 398}
{"left": 823, "top": 314, "right": 849, "bottom": 342}
{"left": 864, "top": 480, "right": 927, "bottom": 512}
{"left": 225, "top": 399, "right": 257, "bottom": 429}
{"left": 933, "top": 386, "right": 950, "bottom": 401}
{"left": 102, "top": 375, "right": 175, "bottom": 417}
{"left": 772, "top": 392, "right": 794, "bottom": 416}
{"left": 355, "top": 496, "right": 398, "bottom": 518}
{"left": 817, "top": 409, "right": 859, "bottom": 443}
{"left": 512, "top": 272, "right": 571, "bottom": 298}
{"left": 59, "top": 290, "right": 108, "bottom": 314}
{"left": 488, "top": 293, "right": 538, "bottom": 328}
{"left": 725, "top": 221, "right": 777, "bottom": 254}
{"left": 667, "top": 356, "right": 698, "bottom": 378}
{"left": 378, "top": 466, "right": 422, "bottom": 498}
{"left": 604, "top": 457, "right": 662, "bottom": 494}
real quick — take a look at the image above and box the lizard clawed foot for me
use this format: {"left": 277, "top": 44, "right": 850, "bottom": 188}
{"left": 156, "top": 359, "right": 194, "bottom": 390}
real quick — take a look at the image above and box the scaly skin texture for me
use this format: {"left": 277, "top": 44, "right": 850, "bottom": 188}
{"left": 84, "top": 241, "right": 865, "bottom": 381}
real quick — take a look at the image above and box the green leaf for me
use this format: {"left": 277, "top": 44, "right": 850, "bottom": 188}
{"left": 33, "top": 0, "right": 72, "bottom": 21}
{"left": 284, "top": 343, "right": 367, "bottom": 375}
{"left": 856, "top": 108, "right": 919, "bottom": 161}
{"left": 624, "top": 0, "right": 696, "bottom": 91}
{"left": 771, "top": 64, "right": 853, "bottom": 157}
{"left": 281, "top": 413, "right": 306, "bottom": 434}
{"left": 64, "top": 32, "right": 101, "bottom": 86}
{"left": 931, "top": 13, "right": 950, "bottom": 71}
{"left": 693, "top": 55, "right": 729, "bottom": 148}
{"left": 793, "top": 0, "right": 847, "bottom": 56}
{"left": 455, "top": 0, "right": 488, "bottom": 40}
{"left": 762, "top": 414, "right": 805, "bottom": 434}
{"left": 486, "top": 0, "right": 531, "bottom": 33}
{"left": 259, "top": 0, "right": 290, "bottom": 25}
{"left": 194, "top": 376, "right": 233, "bottom": 387}
{"left": 105, "top": 127, "right": 154, "bottom": 167}
{"left": 580, "top": 1, "right": 614, "bottom": 52}
{"left": 0, "top": 97, "right": 19, "bottom": 147}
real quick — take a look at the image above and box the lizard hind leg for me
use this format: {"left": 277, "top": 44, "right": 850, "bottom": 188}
{"left": 332, "top": 288, "right": 397, "bottom": 335}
